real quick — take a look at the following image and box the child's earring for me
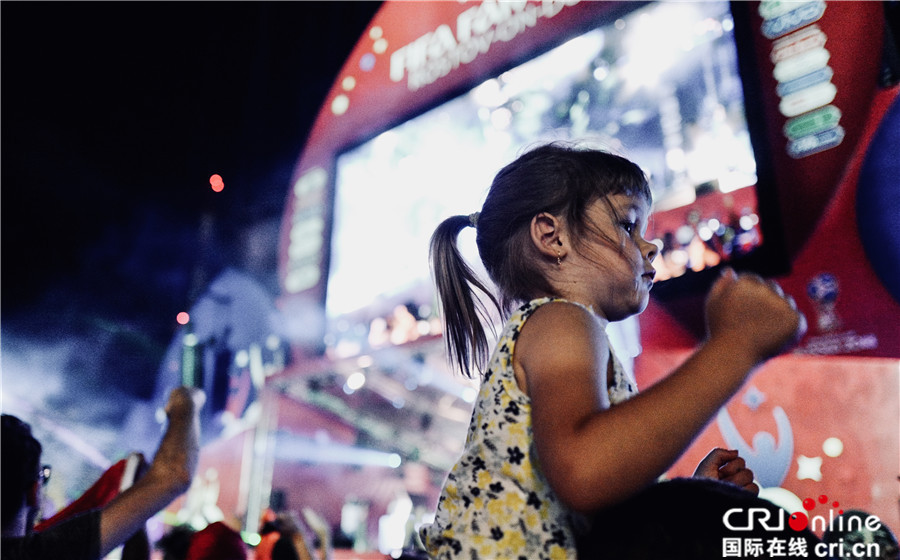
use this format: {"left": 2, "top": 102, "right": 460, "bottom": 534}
{"left": 556, "top": 250, "right": 562, "bottom": 267}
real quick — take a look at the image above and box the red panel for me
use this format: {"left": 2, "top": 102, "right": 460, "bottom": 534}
{"left": 665, "top": 354, "right": 899, "bottom": 536}
{"left": 779, "top": 86, "right": 900, "bottom": 359}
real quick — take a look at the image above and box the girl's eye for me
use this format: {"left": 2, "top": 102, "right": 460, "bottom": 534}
{"left": 621, "top": 221, "right": 637, "bottom": 234}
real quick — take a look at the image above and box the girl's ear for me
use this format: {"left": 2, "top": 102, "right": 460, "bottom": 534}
{"left": 530, "top": 212, "right": 566, "bottom": 260}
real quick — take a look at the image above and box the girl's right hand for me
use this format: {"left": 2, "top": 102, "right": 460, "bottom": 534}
{"left": 693, "top": 448, "right": 759, "bottom": 495}
{"left": 705, "top": 268, "right": 806, "bottom": 363}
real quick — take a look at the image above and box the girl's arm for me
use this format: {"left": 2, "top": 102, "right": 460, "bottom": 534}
{"left": 517, "top": 271, "right": 803, "bottom": 512}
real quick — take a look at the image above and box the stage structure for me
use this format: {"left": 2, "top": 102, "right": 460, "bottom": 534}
{"left": 186, "top": 1, "right": 900, "bottom": 552}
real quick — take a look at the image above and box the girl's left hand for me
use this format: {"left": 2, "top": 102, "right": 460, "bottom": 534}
{"left": 693, "top": 448, "right": 759, "bottom": 495}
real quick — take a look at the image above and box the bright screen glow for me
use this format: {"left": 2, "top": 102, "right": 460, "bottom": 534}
{"left": 327, "top": 0, "right": 760, "bottom": 331}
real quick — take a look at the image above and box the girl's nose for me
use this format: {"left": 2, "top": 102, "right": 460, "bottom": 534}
{"left": 645, "top": 238, "right": 662, "bottom": 263}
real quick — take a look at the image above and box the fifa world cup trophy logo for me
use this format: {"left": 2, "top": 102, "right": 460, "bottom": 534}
{"left": 806, "top": 273, "right": 841, "bottom": 333}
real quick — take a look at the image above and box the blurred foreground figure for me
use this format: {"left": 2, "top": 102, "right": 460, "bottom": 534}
{"left": 156, "top": 521, "right": 247, "bottom": 560}
{"left": 1, "top": 387, "right": 204, "bottom": 560}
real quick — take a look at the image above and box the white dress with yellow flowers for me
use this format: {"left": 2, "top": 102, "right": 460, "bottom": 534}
{"left": 420, "top": 297, "right": 638, "bottom": 560}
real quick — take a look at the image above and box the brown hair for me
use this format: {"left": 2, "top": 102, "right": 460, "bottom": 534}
{"left": 430, "top": 142, "right": 651, "bottom": 378}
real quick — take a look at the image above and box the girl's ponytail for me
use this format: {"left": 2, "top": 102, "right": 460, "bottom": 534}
{"left": 430, "top": 215, "right": 500, "bottom": 379}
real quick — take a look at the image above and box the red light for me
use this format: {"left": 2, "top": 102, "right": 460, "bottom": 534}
{"left": 176, "top": 311, "right": 190, "bottom": 325}
{"left": 209, "top": 174, "right": 224, "bottom": 192}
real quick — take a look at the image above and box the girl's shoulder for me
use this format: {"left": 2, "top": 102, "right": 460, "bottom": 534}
{"left": 510, "top": 297, "right": 608, "bottom": 346}
{"left": 511, "top": 297, "right": 613, "bottom": 393}
{"left": 515, "top": 296, "right": 605, "bottom": 327}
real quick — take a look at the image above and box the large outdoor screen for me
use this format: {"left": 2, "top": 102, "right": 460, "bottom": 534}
{"left": 326, "top": 0, "right": 763, "bottom": 340}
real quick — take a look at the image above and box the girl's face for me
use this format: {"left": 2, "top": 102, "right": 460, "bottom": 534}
{"left": 568, "top": 193, "right": 658, "bottom": 321}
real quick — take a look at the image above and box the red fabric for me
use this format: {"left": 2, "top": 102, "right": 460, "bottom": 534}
{"left": 186, "top": 521, "right": 247, "bottom": 560}
{"left": 35, "top": 456, "right": 137, "bottom": 531}
{"left": 254, "top": 531, "right": 280, "bottom": 560}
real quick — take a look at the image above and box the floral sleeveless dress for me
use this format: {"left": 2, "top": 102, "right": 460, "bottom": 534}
{"left": 420, "top": 297, "right": 638, "bottom": 559}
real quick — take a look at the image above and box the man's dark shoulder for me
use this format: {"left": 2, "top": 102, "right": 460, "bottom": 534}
{"left": 1, "top": 510, "right": 101, "bottom": 560}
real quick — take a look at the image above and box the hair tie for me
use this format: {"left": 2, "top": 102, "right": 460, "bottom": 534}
{"left": 468, "top": 212, "right": 480, "bottom": 228}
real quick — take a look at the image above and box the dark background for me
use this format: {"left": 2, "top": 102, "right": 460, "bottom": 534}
{"left": 2, "top": 2, "right": 382, "bottom": 456}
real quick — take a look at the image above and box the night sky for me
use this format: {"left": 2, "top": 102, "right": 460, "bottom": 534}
{"left": 1, "top": 1, "right": 382, "bottom": 459}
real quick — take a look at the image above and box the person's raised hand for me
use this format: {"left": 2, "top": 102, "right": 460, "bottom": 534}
{"left": 164, "top": 386, "right": 206, "bottom": 421}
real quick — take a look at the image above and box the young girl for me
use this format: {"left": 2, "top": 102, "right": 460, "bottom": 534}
{"left": 419, "top": 143, "right": 806, "bottom": 559}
